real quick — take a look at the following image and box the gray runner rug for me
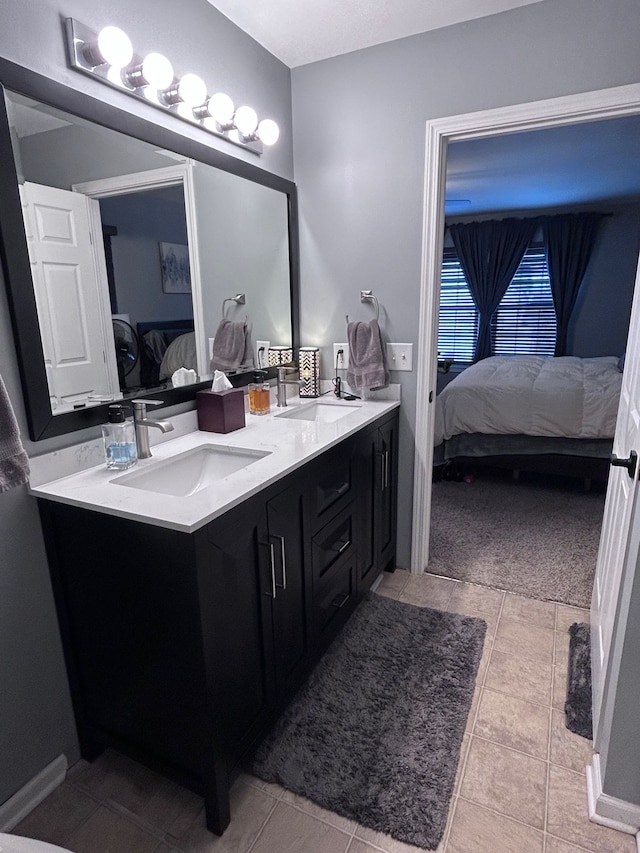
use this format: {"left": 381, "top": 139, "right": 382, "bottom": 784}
{"left": 565, "top": 622, "right": 593, "bottom": 740}
{"left": 250, "top": 593, "right": 487, "bottom": 850}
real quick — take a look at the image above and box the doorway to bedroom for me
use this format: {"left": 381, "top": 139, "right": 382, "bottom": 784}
{"left": 413, "top": 90, "right": 640, "bottom": 609}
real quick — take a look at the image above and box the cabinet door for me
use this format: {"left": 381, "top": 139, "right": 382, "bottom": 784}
{"left": 266, "top": 485, "right": 310, "bottom": 701}
{"left": 355, "top": 413, "right": 399, "bottom": 590}
{"left": 355, "top": 424, "right": 379, "bottom": 588}
{"left": 197, "top": 497, "right": 274, "bottom": 773}
{"left": 376, "top": 415, "right": 398, "bottom": 572}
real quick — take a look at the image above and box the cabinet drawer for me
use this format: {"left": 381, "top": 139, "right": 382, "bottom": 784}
{"left": 313, "top": 557, "right": 356, "bottom": 647}
{"left": 311, "top": 507, "right": 354, "bottom": 583}
{"left": 308, "top": 444, "right": 354, "bottom": 525}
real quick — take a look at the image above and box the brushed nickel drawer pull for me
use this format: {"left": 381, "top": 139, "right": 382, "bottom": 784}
{"left": 272, "top": 535, "right": 287, "bottom": 590}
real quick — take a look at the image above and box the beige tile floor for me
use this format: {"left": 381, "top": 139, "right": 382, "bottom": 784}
{"left": 11, "top": 571, "right": 638, "bottom": 853}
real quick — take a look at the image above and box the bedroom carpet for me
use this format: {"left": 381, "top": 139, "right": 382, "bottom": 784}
{"left": 250, "top": 593, "right": 487, "bottom": 851}
{"left": 565, "top": 622, "right": 593, "bottom": 740}
{"left": 429, "top": 474, "right": 604, "bottom": 607}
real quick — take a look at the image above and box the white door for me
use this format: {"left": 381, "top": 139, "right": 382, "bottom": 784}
{"left": 591, "top": 252, "right": 640, "bottom": 745}
{"left": 20, "top": 182, "right": 119, "bottom": 411}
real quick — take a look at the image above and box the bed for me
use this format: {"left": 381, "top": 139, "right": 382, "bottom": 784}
{"left": 137, "top": 319, "right": 195, "bottom": 387}
{"left": 434, "top": 355, "right": 622, "bottom": 482}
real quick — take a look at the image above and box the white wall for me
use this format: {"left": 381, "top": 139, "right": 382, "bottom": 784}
{"left": 291, "top": 0, "right": 640, "bottom": 569}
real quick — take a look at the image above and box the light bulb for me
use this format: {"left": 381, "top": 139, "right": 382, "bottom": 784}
{"left": 106, "top": 66, "right": 126, "bottom": 87}
{"left": 177, "top": 102, "right": 198, "bottom": 123}
{"left": 143, "top": 87, "right": 162, "bottom": 105}
{"left": 141, "top": 53, "right": 173, "bottom": 89}
{"left": 208, "top": 92, "right": 234, "bottom": 125}
{"left": 177, "top": 73, "right": 207, "bottom": 107}
{"left": 96, "top": 26, "right": 133, "bottom": 68}
{"left": 234, "top": 105, "right": 258, "bottom": 136}
{"left": 257, "top": 118, "right": 280, "bottom": 146}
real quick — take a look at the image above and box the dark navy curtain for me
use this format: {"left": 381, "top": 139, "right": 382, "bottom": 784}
{"left": 449, "top": 218, "right": 537, "bottom": 361}
{"left": 542, "top": 213, "right": 604, "bottom": 356}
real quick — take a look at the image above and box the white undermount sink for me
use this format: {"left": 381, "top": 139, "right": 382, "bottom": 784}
{"left": 113, "top": 444, "right": 271, "bottom": 497}
{"left": 276, "top": 401, "right": 362, "bottom": 423}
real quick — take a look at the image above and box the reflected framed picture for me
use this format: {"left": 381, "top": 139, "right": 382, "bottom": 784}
{"left": 159, "top": 242, "right": 191, "bottom": 293}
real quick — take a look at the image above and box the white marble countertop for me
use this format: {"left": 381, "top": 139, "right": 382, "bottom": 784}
{"left": 28, "top": 394, "right": 400, "bottom": 533}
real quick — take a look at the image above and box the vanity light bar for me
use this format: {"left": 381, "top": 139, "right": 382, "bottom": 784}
{"left": 64, "top": 19, "right": 280, "bottom": 155}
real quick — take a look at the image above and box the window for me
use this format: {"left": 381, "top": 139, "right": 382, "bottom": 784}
{"left": 438, "top": 249, "right": 478, "bottom": 363}
{"left": 437, "top": 244, "right": 556, "bottom": 362}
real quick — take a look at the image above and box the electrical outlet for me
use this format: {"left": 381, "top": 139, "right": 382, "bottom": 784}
{"left": 386, "top": 343, "right": 413, "bottom": 371}
{"left": 256, "top": 340, "right": 270, "bottom": 368}
{"left": 333, "top": 343, "right": 349, "bottom": 368}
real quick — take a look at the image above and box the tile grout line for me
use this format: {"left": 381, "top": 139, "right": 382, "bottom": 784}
{"left": 455, "top": 793, "right": 546, "bottom": 839}
{"left": 245, "top": 794, "right": 281, "bottom": 853}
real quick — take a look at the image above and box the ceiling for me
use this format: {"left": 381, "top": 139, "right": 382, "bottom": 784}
{"left": 207, "top": 0, "right": 547, "bottom": 67}
{"left": 445, "top": 116, "right": 640, "bottom": 216}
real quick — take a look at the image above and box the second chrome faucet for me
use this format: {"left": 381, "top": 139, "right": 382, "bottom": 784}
{"left": 132, "top": 399, "right": 174, "bottom": 458}
{"left": 276, "top": 367, "right": 304, "bottom": 407}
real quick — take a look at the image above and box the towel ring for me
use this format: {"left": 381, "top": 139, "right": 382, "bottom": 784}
{"left": 222, "top": 293, "right": 246, "bottom": 319}
{"left": 345, "top": 290, "right": 380, "bottom": 324}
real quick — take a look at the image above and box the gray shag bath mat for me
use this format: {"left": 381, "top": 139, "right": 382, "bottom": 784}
{"left": 250, "top": 593, "right": 487, "bottom": 850}
{"left": 430, "top": 477, "right": 603, "bottom": 607}
{"left": 565, "top": 622, "right": 593, "bottom": 740}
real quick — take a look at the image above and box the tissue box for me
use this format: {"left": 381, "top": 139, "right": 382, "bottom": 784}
{"left": 196, "top": 388, "right": 245, "bottom": 433}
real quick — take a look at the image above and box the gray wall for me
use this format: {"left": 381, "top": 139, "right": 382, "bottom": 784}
{"left": 571, "top": 204, "right": 640, "bottom": 357}
{"left": 195, "top": 165, "right": 291, "bottom": 352}
{"left": 0, "top": 0, "right": 292, "bottom": 808}
{"left": 291, "top": 0, "right": 640, "bottom": 570}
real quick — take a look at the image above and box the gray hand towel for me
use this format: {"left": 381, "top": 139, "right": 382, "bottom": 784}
{"left": 346, "top": 319, "right": 389, "bottom": 392}
{"left": 0, "top": 372, "right": 30, "bottom": 493}
{"left": 210, "top": 319, "right": 254, "bottom": 372}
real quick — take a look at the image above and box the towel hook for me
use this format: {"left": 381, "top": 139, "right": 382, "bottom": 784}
{"left": 346, "top": 289, "right": 380, "bottom": 324}
{"left": 222, "top": 293, "right": 246, "bottom": 319}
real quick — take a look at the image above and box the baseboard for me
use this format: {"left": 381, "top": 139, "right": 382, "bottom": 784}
{"left": 0, "top": 754, "right": 67, "bottom": 832}
{"left": 587, "top": 754, "right": 640, "bottom": 835}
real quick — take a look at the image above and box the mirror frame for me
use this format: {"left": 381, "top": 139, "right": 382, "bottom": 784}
{"left": 0, "top": 57, "right": 300, "bottom": 441}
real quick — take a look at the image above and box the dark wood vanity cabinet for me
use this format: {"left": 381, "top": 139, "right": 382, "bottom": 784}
{"left": 38, "top": 409, "right": 398, "bottom": 836}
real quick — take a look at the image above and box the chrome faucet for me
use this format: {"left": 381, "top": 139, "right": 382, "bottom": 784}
{"left": 276, "top": 366, "right": 304, "bottom": 407}
{"left": 132, "top": 399, "right": 174, "bottom": 459}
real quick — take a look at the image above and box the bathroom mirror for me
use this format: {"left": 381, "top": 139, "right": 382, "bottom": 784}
{"left": 0, "top": 58, "right": 299, "bottom": 440}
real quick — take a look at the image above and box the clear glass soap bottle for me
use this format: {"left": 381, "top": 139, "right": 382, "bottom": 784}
{"left": 101, "top": 404, "right": 138, "bottom": 470}
{"left": 248, "top": 371, "right": 271, "bottom": 415}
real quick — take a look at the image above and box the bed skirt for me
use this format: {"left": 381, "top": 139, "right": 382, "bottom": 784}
{"left": 434, "top": 433, "right": 613, "bottom": 482}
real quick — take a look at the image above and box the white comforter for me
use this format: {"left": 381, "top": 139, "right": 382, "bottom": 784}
{"left": 435, "top": 355, "right": 622, "bottom": 446}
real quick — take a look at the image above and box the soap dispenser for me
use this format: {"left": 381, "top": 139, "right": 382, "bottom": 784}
{"left": 101, "top": 404, "right": 137, "bottom": 470}
{"left": 248, "top": 371, "right": 271, "bottom": 415}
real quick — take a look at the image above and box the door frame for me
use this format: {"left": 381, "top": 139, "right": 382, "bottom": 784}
{"left": 72, "top": 163, "right": 206, "bottom": 379}
{"left": 411, "top": 82, "right": 640, "bottom": 573}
